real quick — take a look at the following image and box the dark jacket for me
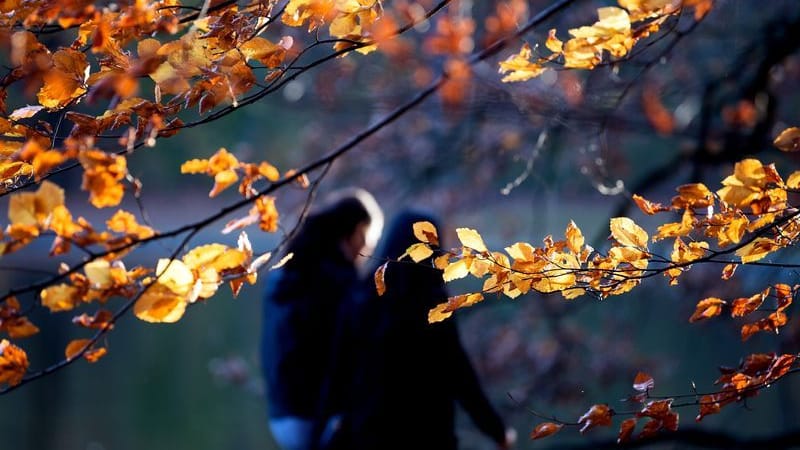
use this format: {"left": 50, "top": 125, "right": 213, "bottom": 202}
{"left": 335, "top": 212, "right": 506, "bottom": 449}
{"left": 260, "top": 250, "right": 359, "bottom": 420}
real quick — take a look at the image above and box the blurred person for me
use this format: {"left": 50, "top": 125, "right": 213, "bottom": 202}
{"left": 331, "top": 210, "right": 516, "bottom": 450}
{"left": 260, "top": 188, "right": 382, "bottom": 450}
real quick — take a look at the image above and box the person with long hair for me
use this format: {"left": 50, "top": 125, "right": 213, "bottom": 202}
{"left": 260, "top": 189, "right": 382, "bottom": 450}
{"left": 335, "top": 210, "right": 515, "bottom": 450}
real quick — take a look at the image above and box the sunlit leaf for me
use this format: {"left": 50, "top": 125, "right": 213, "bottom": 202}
{"left": 617, "top": 418, "right": 637, "bottom": 444}
{"left": 0, "top": 339, "right": 29, "bottom": 387}
{"left": 633, "top": 372, "right": 654, "bottom": 392}
{"left": 688, "top": 297, "right": 726, "bottom": 323}
{"left": 456, "top": 228, "right": 488, "bottom": 253}
{"left": 443, "top": 259, "right": 470, "bottom": 282}
{"left": 134, "top": 283, "right": 187, "bottom": 323}
{"left": 578, "top": 404, "right": 613, "bottom": 433}
{"left": 530, "top": 422, "right": 563, "bottom": 440}
{"left": 610, "top": 217, "right": 649, "bottom": 249}
{"left": 65, "top": 339, "right": 91, "bottom": 360}
{"left": 774, "top": 127, "right": 800, "bottom": 152}
{"left": 40, "top": 284, "right": 80, "bottom": 312}
{"left": 413, "top": 221, "right": 439, "bottom": 246}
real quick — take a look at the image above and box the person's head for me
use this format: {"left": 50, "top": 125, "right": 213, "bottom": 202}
{"left": 287, "top": 188, "right": 383, "bottom": 267}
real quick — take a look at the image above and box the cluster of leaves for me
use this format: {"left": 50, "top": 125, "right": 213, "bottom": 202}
{"left": 382, "top": 126, "right": 800, "bottom": 441}
{"left": 498, "top": 0, "right": 712, "bottom": 82}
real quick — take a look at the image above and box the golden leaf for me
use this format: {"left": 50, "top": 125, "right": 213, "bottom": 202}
{"left": 443, "top": 259, "right": 470, "bottom": 282}
{"left": 736, "top": 237, "right": 778, "bottom": 264}
{"left": 406, "top": 243, "right": 434, "bottom": 263}
{"left": 428, "top": 302, "right": 453, "bottom": 323}
{"left": 530, "top": 422, "right": 563, "bottom": 440}
{"left": 85, "top": 259, "right": 113, "bottom": 289}
{"left": 37, "top": 49, "right": 89, "bottom": 110}
{"left": 154, "top": 259, "right": 196, "bottom": 300}
{"left": 134, "top": 283, "right": 187, "bottom": 323}
{"left": 774, "top": 127, "right": 800, "bottom": 152}
{"left": 412, "top": 221, "right": 439, "bottom": 246}
{"left": 498, "top": 43, "right": 548, "bottom": 83}
{"left": 689, "top": 297, "right": 726, "bottom": 322}
{"left": 565, "top": 220, "right": 584, "bottom": 254}
{"left": 40, "top": 284, "right": 80, "bottom": 312}
{"left": 456, "top": 228, "right": 488, "bottom": 253}
{"left": 0, "top": 339, "right": 29, "bottom": 387}
{"left": 610, "top": 217, "right": 648, "bottom": 249}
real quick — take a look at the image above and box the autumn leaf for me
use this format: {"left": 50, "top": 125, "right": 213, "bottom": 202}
{"left": 774, "top": 127, "right": 800, "bottom": 152}
{"left": 134, "top": 283, "right": 188, "bottom": 323}
{"left": 40, "top": 284, "right": 81, "bottom": 312}
{"left": 610, "top": 217, "right": 649, "bottom": 249}
{"left": 735, "top": 237, "right": 779, "bottom": 263}
{"left": 65, "top": 339, "right": 91, "bottom": 360}
{"left": 413, "top": 221, "right": 439, "bottom": 246}
{"left": 72, "top": 310, "right": 114, "bottom": 330}
{"left": 374, "top": 262, "right": 387, "bottom": 296}
{"left": 617, "top": 418, "right": 637, "bottom": 444}
{"left": 405, "top": 243, "right": 434, "bottom": 262}
{"left": 498, "top": 43, "right": 547, "bottom": 83}
{"left": 0, "top": 339, "right": 29, "bottom": 387}
{"left": 730, "top": 288, "right": 769, "bottom": 317}
{"left": 632, "top": 194, "right": 670, "bottom": 215}
{"left": 456, "top": 228, "right": 488, "bottom": 253}
{"left": 443, "top": 259, "right": 470, "bottom": 282}
{"left": 38, "top": 49, "right": 89, "bottom": 110}
{"left": 578, "top": 404, "right": 613, "bottom": 433}
{"left": 633, "top": 371, "right": 654, "bottom": 392}
{"left": 428, "top": 302, "right": 453, "bottom": 324}
{"left": 9, "top": 105, "right": 44, "bottom": 120}
{"left": 689, "top": 297, "right": 726, "bottom": 322}
{"left": 530, "top": 422, "right": 563, "bottom": 440}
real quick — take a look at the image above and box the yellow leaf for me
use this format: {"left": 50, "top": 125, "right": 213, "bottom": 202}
{"left": 209, "top": 169, "right": 238, "bottom": 197}
{"left": 154, "top": 259, "right": 196, "bottom": 299}
{"left": 565, "top": 220, "right": 584, "bottom": 254}
{"left": 456, "top": 228, "right": 488, "bottom": 252}
{"left": 412, "top": 221, "right": 439, "bottom": 245}
{"left": 443, "top": 259, "right": 470, "bottom": 282}
{"left": 85, "top": 259, "right": 112, "bottom": 289}
{"left": 134, "top": 283, "right": 187, "bottom": 323}
{"left": 40, "top": 284, "right": 80, "bottom": 312}
{"left": 406, "top": 243, "right": 434, "bottom": 262}
{"left": 736, "top": 237, "right": 778, "bottom": 264}
{"left": 610, "top": 217, "right": 648, "bottom": 249}
{"left": 774, "top": 127, "right": 800, "bottom": 152}
{"left": 545, "top": 29, "right": 563, "bottom": 53}
{"left": 498, "top": 43, "right": 548, "bottom": 83}
{"left": 428, "top": 302, "right": 453, "bottom": 323}
{"left": 786, "top": 171, "right": 800, "bottom": 189}
{"left": 37, "top": 49, "right": 89, "bottom": 110}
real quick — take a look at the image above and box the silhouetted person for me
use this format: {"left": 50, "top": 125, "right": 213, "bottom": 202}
{"left": 332, "top": 210, "right": 515, "bottom": 450}
{"left": 260, "top": 189, "right": 382, "bottom": 450}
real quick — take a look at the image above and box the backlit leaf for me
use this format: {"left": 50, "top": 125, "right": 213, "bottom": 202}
{"left": 413, "top": 221, "right": 439, "bottom": 246}
{"left": 736, "top": 237, "right": 778, "bottom": 263}
{"left": 774, "top": 127, "right": 800, "bottom": 152}
{"left": 134, "top": 283, "right": 187, "bottom": 323}
{"left": 443, "top": 259, "right": 470, "bottom": 282}
{"left": 374, "top": 262, "right": 387, "bottom": 296}
{"left": 65, "top": 339, "right": 91, "bottom": 360}
{"left": 617, "top": 418, "right": 637, "bottom": 444}
{"left": 610, "top": 217, "right": 649, "bottom": 249}
{"left": 578, "top": 404, "right": 613, "bottom": 433}
{"left": 689, "top": 297, "right": 725, "bottom": 322}
{"left": 730, "top": 288, "right": 769, "bottom": 317}
{"left": 633, "top": 371, "right": 654, "bottom": 392}
{"left": 530, "top": 422, "right": 563, "bottom": 440}
{"left": 0, "top": 339, "right": 29, "bottom": 387}
{"left": 406, "top": 243, "right": 434, "bottom": 262}
{"left": 40, "top": 284, "right": 80, "bottom": 312}
{"left": 633, "top": 194, "right": 670, "bottom": 215}
{"left": 456, "top": 228, "right": 488, "bottom": 253}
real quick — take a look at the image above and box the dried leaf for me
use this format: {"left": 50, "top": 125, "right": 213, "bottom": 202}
{"left": 0, "top": 339, "right": 29, "bottom": 386}
{"left": 617, "top": 418, "right": 637, "bottom": 444}
{"left": 774, "top": 127, "right": 800, "bottom": 152}
{"left": 633, "top": 372, "right": 654, "bottom": 392}
{"left": 374, "top": 262, "right": 387, "bottom": 296}
{"left": 65, "top": 339, "right": 91, "bottom": 359}
{"left": 578, "top": 404, "right": 613, "bottom": 433}
{"left": 610, "top": 217, "right": 649, "bottom": 249}
{"left": 530, "top": 422, "right": 563, "bottom": 440}
{"left": 413, "top": 221, "right": 439, "bottom": 245}
{"left": 689, "top": 297, "right": 726, "bottom": 323}
{"left": 406, "top": 243, "right": 434, "bottom": 262}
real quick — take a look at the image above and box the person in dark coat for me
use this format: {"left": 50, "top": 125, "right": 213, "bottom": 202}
{"left": 260, "top": 189, "right": 382, "bottom": 450}
{"left": 335, "top": 210, "right": 515, "bottom": 450}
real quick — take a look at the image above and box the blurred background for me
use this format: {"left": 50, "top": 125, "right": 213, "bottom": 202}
{"left": 3, "top": 0, "right": 800, "bottom": 448}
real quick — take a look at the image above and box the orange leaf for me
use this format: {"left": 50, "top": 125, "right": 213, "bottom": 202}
{"left": 84, "top": 347, "right": 107, "bottom": 363}
{"left": 617, "top": 418, "right": 637, "bottom": 444}
{"left": 633, "top": 371, "right": 654, "bottom": 392}
{"left": 689, "top": 297, "right": 726, "bottom": 323}
{"left": 578, "top": 404, "right": 613, "bottom": 433}
{"left": 65, "top": 339, "right": 91, "bottom": 360}
{"left": 0, "top": 339, "right": 29, "bottom": 387}
{"left": 530, "top": 422, "right": 563, "bottom": 440}
{"left": 774, "top": 283, "right": 793, "bottom": 311}
{"left": 413, "top": 221, "right": 439, "bottom": 246}
{"left": 632, "top": 194, "right": 670, "bottom": 215}
{"left": 72, "top": 310, "right": 114, "bottom": 330}
{"left": 774, "top": 127, "right": 800, "bottom": 152}
{"left": 40, "top": 284, "right": 81, "bottom": 312}
{"left": 695, "top": 394, "right": 722, "bottom": 422}
{"left": 610, "top": 217, "right": 649, "bottom": 249}
{"left": 765, "top": 354, "right": 796, "bottom": 381}
{"left": 730, "top": 288, "right": 769, "bottom": 317}
{"left": 374, "top": 262, "right": 387, "bottom": 296}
